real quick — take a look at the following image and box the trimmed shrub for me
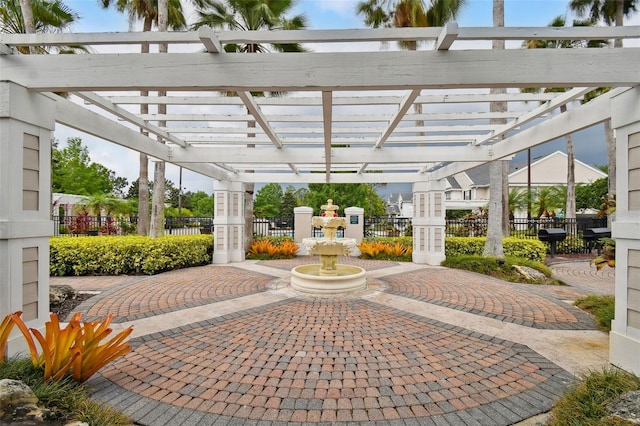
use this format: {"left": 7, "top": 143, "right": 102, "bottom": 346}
{"left": 363, "top": 236, "right": 413, "bottom": 247}
{"left": 50, "top": 235, "right": 213, "bottom": 276}
{"left": 445, "top": 237, "right": 546, "bottom": 262}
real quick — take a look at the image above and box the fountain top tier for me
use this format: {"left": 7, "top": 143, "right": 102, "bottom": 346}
{"left": 312, "top": 199, "right": 347, "bottom": 238}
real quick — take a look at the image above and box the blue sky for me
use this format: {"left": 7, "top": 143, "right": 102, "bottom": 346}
{"left": 55, "top": 0, "right": 624, "bottom": 195}
{"left": 67, "top": 0, "right": 576, "bottom": 32}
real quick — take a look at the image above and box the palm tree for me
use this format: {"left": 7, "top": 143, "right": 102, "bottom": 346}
{"left": 508, "top": 188, "right": 528, "bottom": 219}
{"left": 192, "top": 0, "right": 308, "bottom": 251}
{"left": 532, "top": 186, "right": 566, "bottom": 218}
{"left": 570, "top": 0, "right": 639, "bottom": 198}
{"left": 100, "top": 0, "right": 185, "bottom": 236}
{"left": 1, "top": 0, "right": 86, "bottom": 53}
{"left": 522, "top": 16, "right": 609, "bottom": 224}
{"left": 483, "top": 0, "right": 507, "bottom": 258}
{"left": 357, "top": 0, "right": 465, "bottom": 139}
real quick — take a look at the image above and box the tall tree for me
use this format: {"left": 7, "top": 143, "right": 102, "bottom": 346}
{"left": 52, "top": 138, "right": 125, "bottom": 196}
{"left": 254, "top": 183, "right": 283, "bottom": 217}
{"left": 1, "top": 0, "right": 86, "bottom": 54}
{"left": 99, "top": 0, "right": 186, "bottom": 235}
{"left": 187, "top": 191, "right": 215, "bottom": 216}
{"left": 306, "top": 183, "right": 386, "bottom": 216}
{"left": 149, "top": 0, "right": 169, "bottom": 237}
{"left": 483, "top": 0, "right": 506, "bottom": 258}
{"left": 570, "top": 0, "right": 638, "bottom": 198}
{"left": 193, "top": 0, "right": 308, "bottom": 251}
{"left": 281, "top": 186, "right": 299, "bottom": 217}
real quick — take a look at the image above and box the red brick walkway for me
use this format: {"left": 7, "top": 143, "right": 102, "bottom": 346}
{"left": 53, "top": 259, "right": 608, "bottom": 426}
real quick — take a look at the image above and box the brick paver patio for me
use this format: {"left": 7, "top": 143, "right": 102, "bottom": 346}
{"left": 54, "top": 258, "right": 611, "bottom": 425}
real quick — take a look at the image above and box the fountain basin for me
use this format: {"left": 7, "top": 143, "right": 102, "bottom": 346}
{"left": 291, "top": 264, "right": 366, "bottom": 294}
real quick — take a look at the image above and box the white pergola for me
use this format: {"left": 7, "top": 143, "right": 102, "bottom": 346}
{"left": 1, "top": 25, "right": 640, "bottom": 373}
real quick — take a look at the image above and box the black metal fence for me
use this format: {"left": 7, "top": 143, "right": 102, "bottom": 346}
{"left": 445, "top": 217, "right": 609, "bottom": 253}
{"left": 54, "top": 214, "right": 609, "bottom": 255}
{"left": 53, "top": 215, "right": 215, "bottom": 237}
{"left": 253, "top": 217, "right": 294, "bottom": 237}
{"left": 364, "top": 216, "right": 412, "bottom": 238}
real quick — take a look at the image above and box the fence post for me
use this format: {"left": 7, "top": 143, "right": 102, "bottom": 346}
{"left": 294, "top": 206, "right": 313, "bottom": 255}
{"left": 344, "top": 207, "right": 364, "bottom": 256}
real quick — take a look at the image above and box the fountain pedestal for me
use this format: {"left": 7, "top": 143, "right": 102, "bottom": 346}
{"left": 290, "top": 200, "right": 366, "bottom": 294}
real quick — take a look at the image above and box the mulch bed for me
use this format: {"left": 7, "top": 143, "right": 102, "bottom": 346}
{"left": 51, "top": 293, "right": 96, "bottom": 321}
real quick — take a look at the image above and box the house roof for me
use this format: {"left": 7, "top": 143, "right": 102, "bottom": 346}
{"left": 400, "top": 193, "right": 413, "bottom": 202}
{"left": 446, "top": 176, "right": 462, "bottom": 190}
{"left": 461, "top": 151, "right": 607, "bottom": 188}
{"left": 464, "top": 163, "right": 491, "bottom": 187}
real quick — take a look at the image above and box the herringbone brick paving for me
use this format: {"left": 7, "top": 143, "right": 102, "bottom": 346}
{"left": 53, "top": 258, "right": 611, "bottom": 425}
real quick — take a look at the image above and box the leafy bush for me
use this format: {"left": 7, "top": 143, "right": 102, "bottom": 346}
{"left": 547, "top": 366, "right": 640, "bottom": 426}
{"left": 246, "top": 236, "right": 298, "bottom": 259}
{"left": 358, "top": 239, "right": 412, "bottom": 261}
{"left": 442, "top": 255, "right": 555, "bottom": 284}
{"left": 592, "top": 237, "right": 616, "bottom": 270}
{"left": 50, "top": 235, "right": 213, "bottom": 276}
{"left": 575, "top": 295, "right": 616, "bottom": 332}
{"left": 4, "top": 311, "right": 132, "bottom": 382}
{"left": 445, "top": 237, "right": 546, "bottom": 261}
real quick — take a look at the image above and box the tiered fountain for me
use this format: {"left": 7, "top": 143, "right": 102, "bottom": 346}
{"left": 290, "top": 199, "right": 366, "bottom": 294}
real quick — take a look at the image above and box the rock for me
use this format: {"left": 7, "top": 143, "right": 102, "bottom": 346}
{"left": 50, "top": 285, "right": 77, "bottom": 306}
{"left": 513, "top": 265, "right": 547, "bottom": 282}
{"left": 608, "top": 390, "right": 640, "bottom": 424}
{"left": 0, "top": 379, "right": 42, "bottom": 422}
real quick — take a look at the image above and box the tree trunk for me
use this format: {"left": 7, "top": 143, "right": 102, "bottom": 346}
{"left": 244, "top": 117, "right": 256, "bottom": 252}
{"left": 150, "top": 161, "right": 166, "bottom": 237}
{"left": 150, "top": 0, "right": 168, "bottom": 238}
{"left": 605, "top": 119, "right": 616, "bottom": 197}
{"left": 614, "top": 0, "right": 624, "bottom": 48}
{"left": 563, "top": 106, "right": 576, "bottom": 221}
{"left": 137, "top": 152, "right": 150, "bottom": 235}
{"left": 137, "top": 17, "right": 152, "bottom": 236}
{"left": 501, "top": 160, "right": 509, "bottom": 236}
{"left": 18, "top": 0, "right": 36, "bottom": 53}
{"left": 484, "top": 160, "right": 505, "bottom": 258}
{"left": 484, "top": 0, "right": 507, "bottom": 257}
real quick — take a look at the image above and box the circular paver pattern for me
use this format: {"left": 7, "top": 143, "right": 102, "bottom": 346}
{"left": 77, "top": 266, "right": 275, "bottom": 322}
{"left": 550, "top": 261, "right": 615, "bottom": 295}
{"left": 100, "top": 298, "right": 571, "bottom": 424}
{"left": 383, "top": 269, "right": 596, "bottom": 329}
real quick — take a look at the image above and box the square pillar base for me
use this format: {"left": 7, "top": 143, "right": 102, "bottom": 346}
{"left": 610, "top": 330, "right": 640, "bottom": 376}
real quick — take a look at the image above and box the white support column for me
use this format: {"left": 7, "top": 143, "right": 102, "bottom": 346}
{"left": 412, "top": 180, "right": 447, "bottom": 265}
{"left": 0, "top": 82, "right": 55, "bottom": 356}
{"left": 212, "top": 180, "right": 244, "bottom": 264}
{"left": 610, "top": 86, "right": 640, "bottom": 375}
{"left": 294, "top": 206, "right": 313, "bottom": 255}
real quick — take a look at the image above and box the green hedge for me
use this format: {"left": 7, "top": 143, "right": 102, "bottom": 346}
{"left": 50, "top": 235, "right": 214, "bottom": 276}
{"left": 445, "top": 237, "right": 546, "bottom": 262}
{"left": 363, "top": 236, "right": 413, "bottom": 247}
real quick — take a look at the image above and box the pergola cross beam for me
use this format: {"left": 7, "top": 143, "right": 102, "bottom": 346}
{"left": 236, "top": 91, "right": 284, "bottom": 149}
{"left": 74, "top": 91, "right": 189, "bottom": 148}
